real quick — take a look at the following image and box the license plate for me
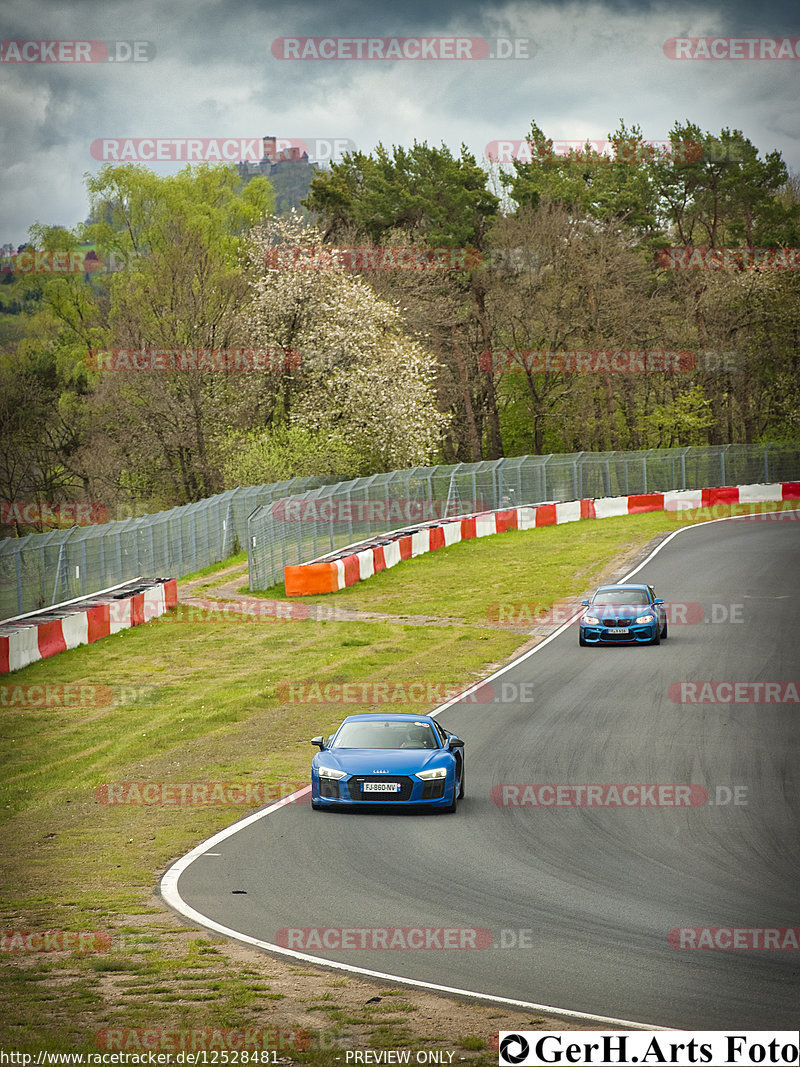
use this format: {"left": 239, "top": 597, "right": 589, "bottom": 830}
{"left": 607, "top": 627, "right": 629, "bottom": 634}
{"left": 362, "top": 781, "right": 400, "bottom": 793}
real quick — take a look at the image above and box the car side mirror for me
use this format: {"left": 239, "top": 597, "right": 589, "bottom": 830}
{"left": 581, "top": 600, "right": 589, "bottom": 607}
{"left": 653, "top": 598, "right": 664, "bottom": 605}
{"left": 448, "top": 737, "right": 464, "bottom": 749}
{"left": 310, "top": 735, "right": 325, "bottom": 749}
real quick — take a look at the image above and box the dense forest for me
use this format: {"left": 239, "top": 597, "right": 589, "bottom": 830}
{"left": 1, "top": 119, "right": 799, "bottom": 528}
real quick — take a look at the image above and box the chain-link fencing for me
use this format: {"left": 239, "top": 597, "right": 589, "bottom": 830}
{"left": 246, "top": 443, "right": 800, "bottom": 592}
{"left": 2, "top": 443, "right": 798, "bottom": 618}
{"left": 0, "top": 477, "right": 333, "bottom": 619}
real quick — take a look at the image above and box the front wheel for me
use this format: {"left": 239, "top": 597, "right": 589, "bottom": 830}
{"left": 660, "top": 620, "right": 668, "bottom": 639}
{"left": 444, "top": 781, "right": 458, "bottom": 813}
{"left": 458, "top": 764, "right": 465, "bottom": 799}
{"left": 651, "top": 627, "right": 661, "bottom": 645}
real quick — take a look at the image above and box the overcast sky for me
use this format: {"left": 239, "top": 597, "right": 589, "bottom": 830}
{"left": 1, "top": 0, "right": 798, "bottom": 247}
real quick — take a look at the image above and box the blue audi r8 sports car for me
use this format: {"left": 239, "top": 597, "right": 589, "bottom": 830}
{"left": 310, "top": 712, "right": 464, "bottom": 812}
{"left": 578, "top": 583, "right": 668, "bottom": 646}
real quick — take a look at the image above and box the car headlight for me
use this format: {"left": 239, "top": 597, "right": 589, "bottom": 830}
{"left": 635, "top": 613, "right": 655, "bottom": 624}
{"left": 416, "top": 767, "right": 447, "bottom": 780}
{"left": 582, "top": 615, "right": 600, "bottom": 626}
{"left": 317, "top": 767, "right": 347, "bottom": 780}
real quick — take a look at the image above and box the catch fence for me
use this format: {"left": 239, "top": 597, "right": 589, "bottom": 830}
{"left": 246, "top": 443, "right": 800, "bottom": 592}
{"left": 0, "top": 477, "right": 331, "bottom": 619}
{"left": 2, "top": 443, "right": 797, "bottom": 618}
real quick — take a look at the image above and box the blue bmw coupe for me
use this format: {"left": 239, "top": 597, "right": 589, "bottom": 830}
{"left": 310, "top": 712, "right": 465, "bottom": 812}
{"left": 578, "top": 583, "right": 668, "bottom": 646}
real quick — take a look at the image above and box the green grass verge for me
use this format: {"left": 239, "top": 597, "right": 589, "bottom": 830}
{"left": 251, "top": 510, "right": 706, "bottom": 622}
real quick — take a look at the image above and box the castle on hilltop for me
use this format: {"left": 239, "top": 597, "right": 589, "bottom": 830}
{"left": 237, "top": 136, "right": 319, "bottom": 214}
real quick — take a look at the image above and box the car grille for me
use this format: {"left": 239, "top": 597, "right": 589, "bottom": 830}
{"left": 601, "top": 617, "right": 634, "bottom": 627}
{"left": 348, "top": 775, "right": 414, "bottom": 801}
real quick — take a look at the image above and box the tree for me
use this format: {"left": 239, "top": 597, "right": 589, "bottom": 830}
{"left": 653, "top": 123, "right": 800, "bottom": 247}
{"left": 305, "top": 141, "right": 503, "bottom": 459}
{"left": 242, "top": 214, "right": 450, "bottom": 471}
{"left": 78, "top": 164, "right": 276, "bottom": 506}
{"left": 503, "top": 121, "right": 666, "bottom": 244}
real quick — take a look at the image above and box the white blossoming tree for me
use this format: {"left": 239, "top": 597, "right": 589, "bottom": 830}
{"left": 241, "top": 213, "right": 449, "bottom": 472}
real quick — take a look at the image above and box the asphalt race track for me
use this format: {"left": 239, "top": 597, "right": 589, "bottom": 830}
{"left": 163, "top": 515, "right": 800, "bottom": 1029}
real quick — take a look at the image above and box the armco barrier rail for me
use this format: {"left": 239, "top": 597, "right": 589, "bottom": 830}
{"left": 3, "top": 444, "right": 799, "bottom": 618}
{"left": 248, "top": 444, "right": 800, "bottom": 593}
{"left": 0, "top": 577, "right": 177, "bottom": 674}
{"left": 283, "top": 483, "right": 800, "bottom": 596}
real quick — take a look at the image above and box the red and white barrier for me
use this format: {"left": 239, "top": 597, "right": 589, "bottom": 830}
{"left": 0, "top": 578, "right": 178, "bottom": 675}
{"left": 284, "top": 482, "right": 800, "bottom": 597}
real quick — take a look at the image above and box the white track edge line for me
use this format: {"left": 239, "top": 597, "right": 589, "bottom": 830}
{"left": 160, "top": 794, "right": 665, "bottom": 1030}
{"left": 161, "top": 512, "right": 791, "bottom": 1032}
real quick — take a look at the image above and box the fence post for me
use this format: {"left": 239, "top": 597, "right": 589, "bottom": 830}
{"left": 720, "top": 443, "right": 730, "bottom": 485}
{"left": 52, "top": 540, "right": 67, "bottom": 605}
{"left": 15, "top": 550, "right": 23, "bottom": 616}
{"left": 573, "top": 453, "right": 583, "bottom": 499}
{"left": 80, "top": 536, "right": 87, "bottom": 597}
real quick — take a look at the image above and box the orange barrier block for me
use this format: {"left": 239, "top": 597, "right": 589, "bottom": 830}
{"left": 285, "top": 561, "right": 339, "bottom": 596}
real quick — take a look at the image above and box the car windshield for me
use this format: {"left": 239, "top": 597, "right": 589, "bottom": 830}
{"left": 592, "top": 588, "right": 650, "bottom": 605}
{"left": 332, "top": 720, "right": 439, "bottom": 750}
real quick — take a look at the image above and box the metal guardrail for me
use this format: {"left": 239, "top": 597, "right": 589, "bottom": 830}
{"left": 3, "top": 443, "right": 798, "bottom": 618}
